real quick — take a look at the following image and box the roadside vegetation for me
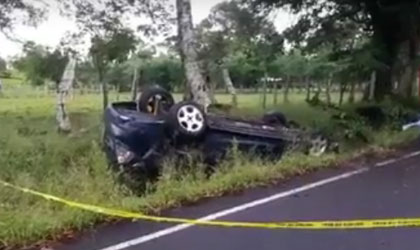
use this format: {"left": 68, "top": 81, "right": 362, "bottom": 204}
{"left": 0, "top": 88, "right": 419, "bottom": 248}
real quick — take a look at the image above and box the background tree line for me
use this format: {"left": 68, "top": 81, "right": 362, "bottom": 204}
{"left": 1, "top": 0, "right": 420, "bottom": 108}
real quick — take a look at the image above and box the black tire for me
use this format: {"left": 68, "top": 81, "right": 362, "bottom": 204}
{"left": 168, "top": 101, "right": 207, "bottom": 138}
{"left": 137, "top": 85, "right": 175, "bottom": 115}
{"left": 262, "top": 112, "right": 289, "bottom": 127}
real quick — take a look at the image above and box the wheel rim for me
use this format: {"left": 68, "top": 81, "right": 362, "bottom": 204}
{"left": 309, "top": 135, "right": 328, "bottom": 156}
{"left": 177, "top": 105, "right": 204, "bottom": 133}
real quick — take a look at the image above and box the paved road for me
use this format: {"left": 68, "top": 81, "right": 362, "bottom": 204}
{"left": 56, "top": 149, "right": 420, "bottom": 250}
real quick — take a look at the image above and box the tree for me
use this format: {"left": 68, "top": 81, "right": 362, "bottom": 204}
{"left": 75, "top": 3, "right": 138, "bottom": 109}
{"left": 13, "top": 42, "right": 48, "bottom": 86}
{"left": 0, "top": 57, "right": 6, "bottom": 72}
{"left": 0, "top": 1, "right": 45, "bottom": 36}
{"left": 272, "top": 52, "right": 307, "bottom": 103}
{"left": 13, "top": 42, "right": 68, "bottom": 86}
{"left": 124, "top": 47, "right": 155, "bottom": 100}
{"left": 89, "top": 27, "right": 137, "bottom": 109}
{"left": 76, "top": 60, "right": 97, "bottom": 89}
{"left": 56, "top": 57, "right": 76, "bottom": 133}
{"left": 68, "top": 0, "right": 171, "bottom": 108}
{"left": 176, "top": 0, "right": 211, "bottom": 108}
{"left": 253, "top": 0, "right": 420, "bottom": 100}
{"left": 197, "top": 1, "right": 283, "bottom": 106}
{"left": 142, "top": 56, "right": 184, "bottom": 91}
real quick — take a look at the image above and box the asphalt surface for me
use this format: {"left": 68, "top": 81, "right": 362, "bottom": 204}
{"left": 56, "top": 149, "right": 420, "bottom": 250}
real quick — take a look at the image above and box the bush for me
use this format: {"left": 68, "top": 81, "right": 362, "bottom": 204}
{"left": 0, "top": 70, "right": 12, "bottom": 79}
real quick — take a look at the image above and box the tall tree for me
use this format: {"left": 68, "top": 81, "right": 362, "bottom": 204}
{"left": 13, "top": 42, "right": 68, "bottom": 86}
{"left": 89, "top": 27, "right": 137, "bottom": 109}
{"left": 0, "top": 57, "right": 6, "bottom": 73}
{"left": 253, "top": 0, "right": 420, "bottom": 100}
{"left": 197, "top": 0, "right": 283, "bottom": 106}
{"left": 176, "top": 0, "right": 211, "bottom": 108}
{"left": 0, "top": 1, "right": 45, "bottom": 36}
{"left": 125, "top": 47, "right": 155, "bottom": 100}
{"left": 56, "top": 57, "right": 75, "bottom": 133}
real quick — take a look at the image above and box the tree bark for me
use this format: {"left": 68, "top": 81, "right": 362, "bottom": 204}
{"left": 56, "top": 57, "right": 75, "bottom": 133}
{"left": 206, "top": 74, "right": 217, "bottom": 104}
{"left": 99, "top": 69, "right": 108, "bottom": 110}
{"left": 326, "top": 73, "right": 332, "bottom": 105}
{"left": 262, "top": 74, "right": 268, "bottom": 109}
{"left": 283, "top": 75, "right": 290, "bottom": 103}
{"left": 131, "top": 68, "right": 138, "bottom": 101}
{"left": 348, "top": 81, "right": 356, "bottom": 103}
{"left": 221, "top": 67, "right": 237, "bottom": 106}
{"left": 397, "top": 37, "right": 418, "bottom": 98}
{"left": 371, "top": 25, "right": 402, "bottom": 100}
{"left": 305, "top": 76, "right": 311, "bottom": 101}
{"left": 177, "top": 0, "right": 210, "bottom": 108}
{"left": 369, "top": 71, "right": 376, "bottom": 101}
{"left": 365, "top": 1, "right": 398, "bottom": 101}
{"left": 339, "top": 81, "right": 347, "bottom": 106}
{"left": 313, "top": 80, "right": 322, "bottom": 101}
{"left": 273, "top": 81, "right": 278, "bottom": 105}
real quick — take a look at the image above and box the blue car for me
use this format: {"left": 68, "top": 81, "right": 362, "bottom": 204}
{"left": 103, "top": 86, "right": 332, "bottom": 177}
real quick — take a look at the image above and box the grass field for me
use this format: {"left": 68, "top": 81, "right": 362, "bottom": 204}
{"left": 0, "top": 89, "right": 418, "bottom": 248}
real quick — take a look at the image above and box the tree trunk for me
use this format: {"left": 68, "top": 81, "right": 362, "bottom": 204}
{"left": 305, "top": 76, "right": 311, "bottom": 101}
{"left": 116, "top": 84, "right": 121, "bottom": 101}
{"left": 371, "top": 27, "right": 400, "bottom": 101}
{"left": 131, "top": 68, "right": 138, "bottom": 101}
{"left": 56, "top": 58, "right": 75, "bottom": 133}
{"left": 273, "top": 81, "right": 278, "bottom": 105}
{"left": 348, "top": 81, "right": 355, "bottom": 103}
{"left": 283, "top": 75, "right": 290, "bottom": 103}
{"left": 418, "top": 68, "right": 420, "bottom": 98}
{"left": 207, "top": 75, "right": 217, "bottom": 104}
{"left": 363, "top": 71, "right": 376, "bottom": 101}
{"left": 222, "top": 67, "right": 237, "bottom": 106}
{"left": 177, "top": 0, "right": 210, "bottom": 108}
{"left": 313, "top": 80, "right": 322, "bottom": 101}
{"left": 369, "top": 71, "right": 376, "bottom": 101}
{"left": 100, "top": 69, "right": 108, "bottom": 110}
{"left": 262, "top": 74, "right": 268, "bottom": 109}
{"left": 339, "top": 81, "right": 347, "bottom": 106}
{"left": 326, "top": 74, "right": 332, "bottom": 105}
{"left": 397, "top": 37, "right": 418, "bottom": 98}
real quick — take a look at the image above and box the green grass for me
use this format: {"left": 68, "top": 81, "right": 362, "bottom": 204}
{"left": 0, "top": 76, "right": 24, "bottom": 87}
{"left": 0, "top": 91, "right": 418, "bottom": 248}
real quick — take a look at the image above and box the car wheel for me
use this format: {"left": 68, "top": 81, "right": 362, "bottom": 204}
{"left": 138, "top": 85, "right": 175, "bottom": 115}
{"left": 168, "top": 101, "right": 207, "bottom": 138}
{"left": 308, "top": 134, "right": 328, "bottom": 156}
{"left": 262, "top": 112, "right": 289, "bottom": 127}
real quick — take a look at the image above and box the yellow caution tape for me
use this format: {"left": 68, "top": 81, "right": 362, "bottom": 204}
{"left": 2, "top": 179, "right": 420, "bottom": 230}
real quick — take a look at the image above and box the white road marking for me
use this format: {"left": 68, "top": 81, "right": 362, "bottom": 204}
{"left": 98, "top": 150, "right": 420, "bottom": 250}
{"left": 399, "top": 150, "right": 420, "bottom": 160}
{"left": 375, "top": 159, "right": 397, "bottom": 167}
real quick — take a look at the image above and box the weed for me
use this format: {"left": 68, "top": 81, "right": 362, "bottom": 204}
{"left": 0, "top": 92, "right": 418, "bottom": 248}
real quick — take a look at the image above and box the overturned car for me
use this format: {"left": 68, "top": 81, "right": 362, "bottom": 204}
{"left": 103, "top": 86, "right": 336, "bottom": 176}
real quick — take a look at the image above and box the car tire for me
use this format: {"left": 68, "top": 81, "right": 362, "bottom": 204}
{"left": 307, "top": 133, "right": 329, "bottom": 157}
{"left": 262, "top": 112, "right": 289, "bottom": 127}
{"left": 138, "top": 85, "right": 175, "bottom": 115}
{"left": 168, "top": 101, "right": 207, "bottom": 138}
